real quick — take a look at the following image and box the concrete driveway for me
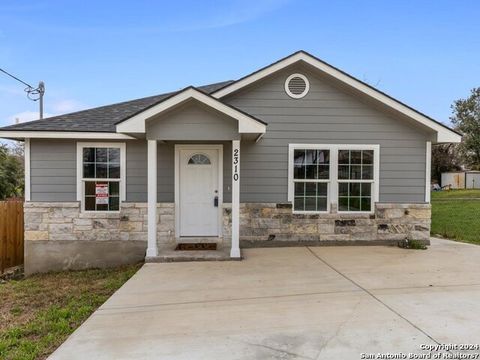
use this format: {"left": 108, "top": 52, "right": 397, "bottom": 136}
{"left": 49, "top": 238, "right": 480, "bottom": 360}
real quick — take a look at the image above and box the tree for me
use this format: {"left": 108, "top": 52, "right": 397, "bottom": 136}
{"left": 451, "top": 87, "right": 480, "bottom": 169}
{"left": 431, "top": 143, "right": 462, "bottom": 184}
{"left": 0, "top": 143, "right": 24, "bottom": 200}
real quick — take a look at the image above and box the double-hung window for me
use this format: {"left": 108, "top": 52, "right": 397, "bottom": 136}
{"left": 289, "top": 144, "right": 379, "bottom": 213}
{"left": 77, "top": 143, "right": 126, "bottom": 212}
{"left": 292, "top": 148, "right": 330, "bottom": 212}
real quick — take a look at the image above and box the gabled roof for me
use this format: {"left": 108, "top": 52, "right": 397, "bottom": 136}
{"left": 0, "top": 81, "right": 233, "bottom": 133}
{"left": 212, "top": 51, "right": 461, "bottom": 143}
{"left": 116, "top": 87, "right": 266, "bottom": 134}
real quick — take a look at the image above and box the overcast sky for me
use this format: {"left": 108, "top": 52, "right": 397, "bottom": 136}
{"left": 0, "top": 0, "right": 479, "bottom": 128}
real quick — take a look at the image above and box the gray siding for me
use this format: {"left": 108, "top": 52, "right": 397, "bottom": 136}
{"left": 30, "top": 140, "right": 77, "bottom": 201}
{"left": 224, "top": 64, "right": 432, "bottom": 203}
{"left": 146, "top": 101, "right": 239, "bottom": 141}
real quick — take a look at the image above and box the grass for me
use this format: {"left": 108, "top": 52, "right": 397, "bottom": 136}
{"left": 431, "top": 189, "right": 480, "bottom": 245}
{"left": 0, "top": 264, "right": 141, "bottom": 360}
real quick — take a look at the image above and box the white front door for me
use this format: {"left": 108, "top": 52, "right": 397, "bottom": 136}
{"left": 179, "top": 147, "right": 220, "bottom": 236}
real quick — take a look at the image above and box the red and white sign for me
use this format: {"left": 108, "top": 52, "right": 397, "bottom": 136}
{"left": 95, "top": 183, "right": 109, "bottom": 205}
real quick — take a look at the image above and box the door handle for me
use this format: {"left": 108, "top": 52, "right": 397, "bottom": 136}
{"left": 214, "top": 196, "right": 219, "bottom": 207}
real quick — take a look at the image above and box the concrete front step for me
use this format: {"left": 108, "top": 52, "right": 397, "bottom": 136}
{"left": 146, "top": 244, "right": 241, "bottom": 263}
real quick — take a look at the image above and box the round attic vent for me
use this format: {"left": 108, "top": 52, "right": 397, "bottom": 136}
{"left": 285, "top": 73, "right": 309, "bottom": 99}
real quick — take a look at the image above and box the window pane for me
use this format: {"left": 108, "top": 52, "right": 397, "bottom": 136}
{"left": 83, "top": 148, "right": 95, "bottom": 162}
{"left": 85, "top": 181, "right": 95, "bottom": 196}
{"left": 294, "top": 197, "right": 304, "bottom": 211}
{"left": 83, "top": 164, "right": 95, "bottom": 178}
{"left": 305, "top": 182, "right": 316, "bottom": 196}
{"left": 360, "top": 197, "right": 371, "bottom": 211}
{"left": 317, "top": 197, "right": 327, "bottom": 211}
{"left": 96, "top": 203, "right": 108, "bottom": 211}
{"left": 350, "top": 165, "right": 362, "bottom": 180}
{"left": 305, "top": 197, "right": 316, "bottom": 211}
{"left": 338, "top": 165, "right": 349, "bottom": 179}
{"left": 85, "top": 196, "right": 95, "bottom": 211}
{"left": 108, "top": 148, "right": 120, "bottom": 163}
{"left": 305, "top": 165, "right": 317, "bottom": 179}
{"left": 338, "top": 150, "right": 350, "bottom": 164}
{"left": 349, "top": 197, "right": 361, "bottom": 211}
{"left": 294, "top": 165, "right": 305, "bottom": 179}
{"left": 338, "top": 197, "right": 349, "bottom": 211}
{"left": 361, "top": 183, "right": 371, "bottom": 197}
{"left": 294, "top": 150, "right": 305, "bottom": 166}
{"left": 362, "top": 165, "right": 373, "bottom": 180}
{"left": 96, "top": 148, "right": 107, "bottom": 162}
{"left": 317, "top": 165, "right": 329, "bottom": 179}
{"left": 339, "top": 183, "right": 349, "bottom": 196}
{"left": 109, "top": 197, "right": 119, "bottom": 211}
{"left": 294, "top": 182, "right": 305, "bottom": 196}
{"left": 362, "top": 150, "right": 374, "bottom": 165}
{"left": 350, "top": 151, "right": 362, "bottom": 164}
{"left": 350, "top": 183, "right": 361, "bottom": 196}
{"left": 318, "top": 150, "right": 329, "bottom": 164}
{"left": 109, "top": 182, "right": 119, "bottom": 196}
{"left": 305, "top": 150, "right": 317, "bottom": 165}
{"left": 108, "top": 164, "right": 120, "bottom": 179}
{"left": 317, "top": 183, "right": 328, "bottom": 196}
{"left": 96, "top": 163, "right": 107, "bottom": 178}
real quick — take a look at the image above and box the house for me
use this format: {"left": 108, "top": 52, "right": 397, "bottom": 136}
{"left": 0, "top": 51, "right": 461, "bottom": 274}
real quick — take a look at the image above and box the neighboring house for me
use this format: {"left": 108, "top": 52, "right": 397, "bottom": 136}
{"left": 0, "top": 51, "right": 461, "bottom": 274}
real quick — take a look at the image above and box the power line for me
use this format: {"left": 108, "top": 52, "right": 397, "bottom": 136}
{"left": 0, "top": 67, "right": 34, "bottom": 88}
{"left": 0, "top": 67, "right": 45, "bottom": 119}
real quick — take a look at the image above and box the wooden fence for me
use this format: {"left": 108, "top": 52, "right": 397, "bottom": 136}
{"left": 0, "top": 201, "right": 24, "bottom": 273}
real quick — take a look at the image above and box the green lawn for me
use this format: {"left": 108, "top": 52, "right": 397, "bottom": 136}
{"left": 0, "top": 264, "right": 141, "bottom": 360}
{"left": 431, "top": 189, "right": 480, "bottom": 245}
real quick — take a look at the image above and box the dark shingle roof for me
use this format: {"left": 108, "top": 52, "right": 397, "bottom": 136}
{"left": 1, "top": 81, "right": 234, "bottom": 132}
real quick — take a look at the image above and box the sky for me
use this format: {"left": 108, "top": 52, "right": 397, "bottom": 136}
{"left": 0, "top": 0, "right": 479, "bottom": 129}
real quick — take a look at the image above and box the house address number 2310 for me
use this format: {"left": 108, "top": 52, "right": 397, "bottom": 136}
{"left": 233, "top": 148, "right": 239, "bottom": 181}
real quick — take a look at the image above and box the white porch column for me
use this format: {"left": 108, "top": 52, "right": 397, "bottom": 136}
{"left": 231, "top": 140, "right": 241, "bottom": 258}
{"left": 146, "top": 140, "right": 158, "bottom": 257}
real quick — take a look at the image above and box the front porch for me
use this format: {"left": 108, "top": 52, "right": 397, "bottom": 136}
{"left": 115, "top": 87, "right": 267, "bottom": 261}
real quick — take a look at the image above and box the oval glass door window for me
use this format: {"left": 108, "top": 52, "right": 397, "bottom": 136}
{"left": 188, "top": 154, "right": 211, "bottom": 165}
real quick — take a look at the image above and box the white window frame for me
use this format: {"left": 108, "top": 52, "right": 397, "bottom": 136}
{"left": 288, "top": 144, "right": 380, "bottom": 214}
{"left": 76, "top": 142, "right": 126, "bottom": 212}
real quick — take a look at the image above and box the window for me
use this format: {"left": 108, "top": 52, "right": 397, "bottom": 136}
{"left": 288, "top": 144, "right": 379, "bottom": 213}
{"left": 188, "top": 154, "right": 211, "bottom": 165}
{"left": 292, "top": 149, "right": 330, "bottom": 212}
{"left": 338, "top": 150, "right": 374, "bottom": 212}
{"left": 77, "top": 143, "right": 125, "bottom": 212}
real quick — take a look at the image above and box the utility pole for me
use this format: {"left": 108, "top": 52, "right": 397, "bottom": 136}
{"left": 38, "top": 81, "right": 45, "bottom": 119}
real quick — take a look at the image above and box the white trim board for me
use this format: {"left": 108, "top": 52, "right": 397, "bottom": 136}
{"left": 76, "top": 142, "right": 126, "bottom": 211}
{"left": 0, "top": 131, "right": 135, "bottom": 140}
{"left": 24, "top": 138, "right": 31, "bottom": 201}
{"left": 425, "top": 141, "right": 432, "bottom": 203}
{"left": 174, "top": 144, "right": 224, "bottom": 238}
{"left": 116, "top": 87, "right": 266, "bottom": 134}
{"left": 288, "top": 144, "right": 380, "bottom": 214}
{"left": 212, "top": 51, "right": 461, "bottom": 144}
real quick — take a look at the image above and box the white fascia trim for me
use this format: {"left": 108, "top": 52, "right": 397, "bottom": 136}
{"left": 288, "top": 144, "right": 380, "bottom": 214}
{"left": 0, "top": 131, "right": 135, "bottom": 140}
{"left": 116, "top": 88, "right": 266, "bottom": 134}
{"left": 213, "top": 52, "right": 461, "bottom": 143}
{"left": 76, "top": 142, "right": 127, "bottom": 207}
